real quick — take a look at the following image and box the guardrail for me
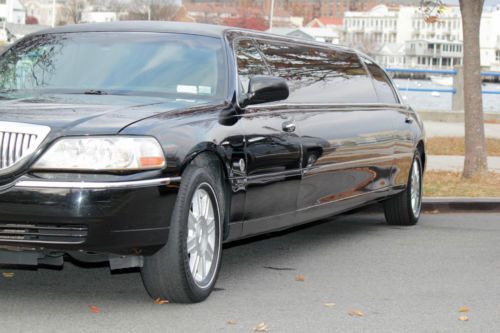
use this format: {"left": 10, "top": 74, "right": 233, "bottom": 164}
{"left": 385, "top": 67, "right": 500, "bottom": 97}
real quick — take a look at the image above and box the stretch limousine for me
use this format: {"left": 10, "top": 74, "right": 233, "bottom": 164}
{"left": 0, "top": 22, "right": 425, "bottom": 303}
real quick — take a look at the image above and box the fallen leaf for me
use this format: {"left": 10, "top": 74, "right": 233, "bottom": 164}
{"left": 459, "top": 315, "right": 469, "bottom": 322}
{"left": 253, "top": 322, "right": 268, "bottom": 332}
{"left": 227, "top": 320, "right": 237, "bottom": 325}
{"left": 348, "top": 309, "right": 364, "bottom": 317}
{"left": 458, "top": 306, "right": 470, "bottom": 313}
{"left": 295, "top": 275, "right": 305, "bottom": 282}
{"left": 154, "top": 297, "right": 169, "bottom": 305}
{"left": 324, "top": 303, "right": 336, "bottom": 308}
{"left": 88, "top": 305, "right": 100, "bottom": 314}
{"left": 2, "top": 272, "right": 14, "bottom": 278}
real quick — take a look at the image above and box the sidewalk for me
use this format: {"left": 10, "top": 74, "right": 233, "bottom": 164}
{"left": 427, "top": 155, "right": 500, "bottom": 172}
{"left": 424, "top": 121, "right": 500, "bottom": 138}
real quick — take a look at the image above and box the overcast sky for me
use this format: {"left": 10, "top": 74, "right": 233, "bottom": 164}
{"left": 444, "top": 0, "right": 500, "bottom": 6}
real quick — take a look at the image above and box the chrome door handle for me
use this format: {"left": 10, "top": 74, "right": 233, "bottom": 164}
{"left": 282, "top": 121, "right": 296, "bottom": 133}
{"left": 405, "top": 117, "right": 414, "bottom": 124}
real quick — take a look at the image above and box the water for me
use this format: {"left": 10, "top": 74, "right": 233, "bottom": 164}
{"left": 393, "top": 79, "right": 500, "bottom": 113}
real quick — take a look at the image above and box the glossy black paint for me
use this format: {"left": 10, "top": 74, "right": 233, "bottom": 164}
{"left": 0, "top": 22, "right": 425, "bottom": 258}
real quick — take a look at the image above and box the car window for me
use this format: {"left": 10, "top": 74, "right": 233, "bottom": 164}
{"left": 364, "top": 58, "right": 399, "bottom": 104}
{"left": 255, "top": 39, "right": 378, "bottom": 104}
{"left": 0, "top": 32, "right": 227, "bottom": 100}
{"left": 235, "top": 39, "right": 270, "bottom": 94}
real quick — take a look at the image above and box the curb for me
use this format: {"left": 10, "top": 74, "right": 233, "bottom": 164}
{"left": 421, "top": 197, "right": 500, "bottom": 213}
{"left": 358, "top": 198, "right": 500, "bottom": 213}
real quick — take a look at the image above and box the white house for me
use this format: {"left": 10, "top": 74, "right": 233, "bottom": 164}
{"left": 342, "top": 4, "right": 500, "bottom": 70}
{"left": 0, "top": 0, "right": 26, "bottom": 24}
{"left": 81, "top": 11, "right": 117, "bottom": 23}
{"left": 22, "top": 0, "right": 64, "bottom": 26}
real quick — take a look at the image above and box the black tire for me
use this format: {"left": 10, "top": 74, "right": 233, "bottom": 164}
{"left": 141, "top": 153, "right": 225, "bottom": 303}
{"left": 383, "top": 152, "right": 423, "bottom": 226}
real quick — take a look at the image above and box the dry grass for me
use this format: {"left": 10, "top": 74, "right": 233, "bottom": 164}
{"left": 424, "top": 171, "right": 500, "bottom": 197}
{"left": 426, "top": 137, "right": 500, "bottom": 156}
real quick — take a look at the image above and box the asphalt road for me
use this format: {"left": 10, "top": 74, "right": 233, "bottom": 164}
{"left": 1, "top": 212, "right": 499, "bottom": 333}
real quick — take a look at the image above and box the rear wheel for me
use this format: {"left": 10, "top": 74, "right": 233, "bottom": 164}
{"left": 383, "top": 152, "right": 423, "bottom": 226}
{"left": 141, "top": 154, "right": 224, "bottom": 303}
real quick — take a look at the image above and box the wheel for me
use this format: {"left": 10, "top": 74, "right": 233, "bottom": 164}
{"left": 141, "top": 154, "right": 224, "bottom": 303}
{"left": 383, "top": 152, "right": 423, "bottom": 226}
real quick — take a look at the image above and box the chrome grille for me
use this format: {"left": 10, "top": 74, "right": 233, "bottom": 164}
{"left": 0, "top": 223, "right": 88, "bottom": 244}
{"left": 0, "top": 122, "right": 50, "bottom": 174}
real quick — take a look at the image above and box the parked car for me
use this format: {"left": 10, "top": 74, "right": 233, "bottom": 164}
{"left": 0, "top": 22, "right": 425, "bottom": 303}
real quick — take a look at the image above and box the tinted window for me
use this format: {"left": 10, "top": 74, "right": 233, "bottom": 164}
{"left": 235, "top": 39, "right": 270, "bottom": 94}
{"left": 0, "top": 32, "right": 226, "bottom": 99}
{"left": 256, "top": 40, "right": 378, "bottom": 104}
{"left": 364, "top": 59, "right": 399, "bottom": 104}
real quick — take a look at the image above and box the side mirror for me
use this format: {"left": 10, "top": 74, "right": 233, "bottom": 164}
{"left": 241, "top": 75, "right": 289, "bottom": 107}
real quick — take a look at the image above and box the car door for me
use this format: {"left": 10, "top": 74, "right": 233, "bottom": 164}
{"left": 233, "top": 38, "right": 302, "bottom": 235}
{"left": 362, "top": 58, "right": 416, "bottom": 188}
{"left": 256, "top": 40, "right": 398, "bottom": 221}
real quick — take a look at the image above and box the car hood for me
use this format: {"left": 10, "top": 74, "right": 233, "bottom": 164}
{"left": 0, "top": 94, "right": 212, "bottom": 136}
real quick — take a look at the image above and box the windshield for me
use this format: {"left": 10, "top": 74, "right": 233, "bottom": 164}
{"left": 0, "top": 32, "right": 227, "bottom": 100}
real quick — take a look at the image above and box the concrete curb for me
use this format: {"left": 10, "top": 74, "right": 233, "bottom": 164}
{"left": 421, "top": 197, "right": 500, "bottom": 213}
{"left": 358, "top": 198, "right": 500, "bottom": 213}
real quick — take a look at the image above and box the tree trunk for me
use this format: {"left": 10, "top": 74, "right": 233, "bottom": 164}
{"left": 460, "top": 0, "right": 488, "bottom": 178}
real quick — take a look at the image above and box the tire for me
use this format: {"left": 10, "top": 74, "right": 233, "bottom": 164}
{"left": 141, "top": 153, "right": 225, "bottom": 303}
{"left": 383, "top": 152, "right": 423, "bottom": 226}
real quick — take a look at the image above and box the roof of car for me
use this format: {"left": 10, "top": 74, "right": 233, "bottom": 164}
{"left": 32, "top": 21, "right": 231, "bottom": 38}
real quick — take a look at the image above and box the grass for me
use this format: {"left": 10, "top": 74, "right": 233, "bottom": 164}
{"left": 424, "top": 171, "right": 500, "bottom": 197}
{"left": 426, "top": 137, "right": 500, "bottom": 156}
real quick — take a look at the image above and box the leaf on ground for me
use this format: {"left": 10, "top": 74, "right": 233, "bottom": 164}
{"left": 459, "top": 315, "right": 469, "bottom": 322}
{"left": 153, "top": 297, "right": 170, "bottom": 305}
{"left": 348, "top": 309, "right": 364, "bottom": 317}
{"left": 458, "top": 306, "right": 470, "bottom": 313}
{"left": 227, "top": 320, "right": 237, "bottom": 325}
{"left": 2, "top": 272, "right": 14, "bottom": 278}
{"left": 253, "top": 322, "right": 268, "bottom": 332}
{"left": 88, "top": 305, "right": 100, "bottom": 314}
{"left": 324, "top": 303, "right": 336, "bottom": 308}
{"left": 295, "top": 275, "right": 305, "bottom": 282}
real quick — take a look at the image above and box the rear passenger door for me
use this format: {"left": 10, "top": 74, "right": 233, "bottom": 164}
{"left": 256, "top": 40, "right": 398, "bottom": 220}
{"left": 363, "top": 58, "right": 415, "bottom": 188}
{"left": 234, "top": 38, "right": 302, "bottom": 234}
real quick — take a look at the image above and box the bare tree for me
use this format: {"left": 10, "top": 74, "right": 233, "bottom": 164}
{"left": 63, "top": 0, "right": 88, "bottom": 24}
{"left": 126, "top": 0, "right": 179, "bottom": 21}
{"left": 421, "top": 0, "right": 487, "bottom": 178}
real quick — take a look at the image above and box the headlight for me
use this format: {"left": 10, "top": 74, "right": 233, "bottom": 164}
{"left": 33, "top": 136, "right": 166, "bottom": 171}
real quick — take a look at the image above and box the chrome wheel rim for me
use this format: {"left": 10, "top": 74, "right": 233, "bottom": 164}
{"left": 410, "top": 159, "right": 422, "bottom": 217}
{"left": 187, "top": 184, "right": 217, "bottom": 287}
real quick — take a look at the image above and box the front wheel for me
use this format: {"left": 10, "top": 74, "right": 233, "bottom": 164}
{"left": 141, "top": 154, "right": 224, "bottom": 303}
{"left": 383, "top": 152, "right": 423, "bottom": 226}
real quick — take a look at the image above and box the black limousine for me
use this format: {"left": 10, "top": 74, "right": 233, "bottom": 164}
{"left": 0, "top": 22, "right": 425, "bottom": 303}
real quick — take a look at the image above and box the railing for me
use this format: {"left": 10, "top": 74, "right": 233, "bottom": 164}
{"left": 385, "top": 67, "right": 500, "bottom": 95}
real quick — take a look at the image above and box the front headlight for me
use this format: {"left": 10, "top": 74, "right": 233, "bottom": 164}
{"left": 33, "top": 136, "right": 166, "bottom": 171}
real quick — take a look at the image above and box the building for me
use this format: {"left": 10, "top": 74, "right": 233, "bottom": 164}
{"left": 22, "top": 0, "right": 64, "bottom": 26}
{"left": 81, "top": 11, "right": 118, "bottom": 23}
{"left": 269, "top": 26, "right": 340, "bottom": 44}
{"left": 342, "top": 4, "right": 500, "bottom": 70}
{"left": 0, "top": 0, "right": 26, "bottom": 24}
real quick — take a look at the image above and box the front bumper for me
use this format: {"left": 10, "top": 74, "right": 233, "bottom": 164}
{"left": 0, "top": 175, "right": 181, "bottom": 256}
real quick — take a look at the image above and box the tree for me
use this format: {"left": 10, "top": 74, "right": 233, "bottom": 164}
{"left": 421, "top": 0, "right": 487, "bottom": 178}
{"left": 63, "top": 0, "right": 88, "bottom": 24}
{"left": 126, "top": 0, "right": 179, "bottom": 21}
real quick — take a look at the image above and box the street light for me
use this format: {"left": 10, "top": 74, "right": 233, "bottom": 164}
{"left": 269, "top": 0, "right": 275, "bottom": 31}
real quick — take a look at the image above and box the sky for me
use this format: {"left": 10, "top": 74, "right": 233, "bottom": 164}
{"left": 444, "top": 0, "right": 500, "bottom": 6}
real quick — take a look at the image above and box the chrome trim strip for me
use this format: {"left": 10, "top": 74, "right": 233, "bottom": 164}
{"left": 14, "top": 177, "right": 182, "bottom": 190}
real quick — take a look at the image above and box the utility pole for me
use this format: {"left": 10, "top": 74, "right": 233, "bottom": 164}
{"left": 147, "top": 0, "right": 152, "bottom": 21}
{"left": 269, "top": 0, "right": 275, "bottom": 31}
{"left": 51, "top": 0, "right": 56, "bottom": 27}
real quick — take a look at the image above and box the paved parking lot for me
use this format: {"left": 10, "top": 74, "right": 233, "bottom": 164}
{"left": 1, "top": 212, "right": 499, "bottom": 333}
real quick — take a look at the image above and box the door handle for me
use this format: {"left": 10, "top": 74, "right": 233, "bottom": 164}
{"left": 282, "top": 121, "right": 296, "bottom": 133}
{"left": 405, "top": 116, "right": 414, "bottom": 124}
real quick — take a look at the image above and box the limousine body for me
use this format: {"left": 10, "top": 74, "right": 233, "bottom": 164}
{"left": 0, "top": 22, "right": 425, "bottom": 303}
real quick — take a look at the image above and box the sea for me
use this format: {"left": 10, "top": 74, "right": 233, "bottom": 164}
{"left": 393, "top": 79, "right": 500, "bottom": 113}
